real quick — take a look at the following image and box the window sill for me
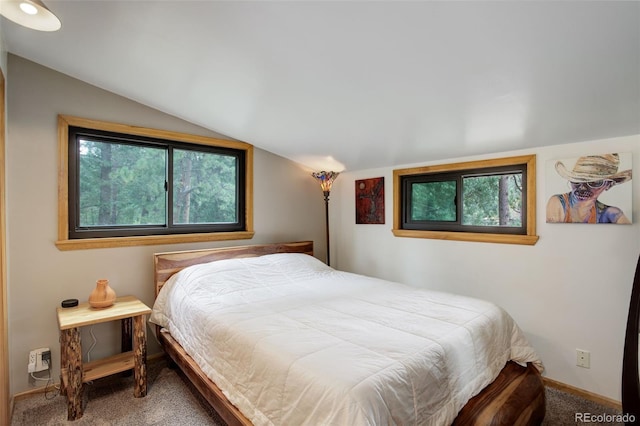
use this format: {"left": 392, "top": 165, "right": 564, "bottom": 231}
{"left": 55, "top": 231, "right": 255, "bottom": 251}
{"left": 391, "top": 229, "right": 539, "bottom": 245}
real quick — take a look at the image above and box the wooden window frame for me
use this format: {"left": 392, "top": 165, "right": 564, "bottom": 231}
{"left": 393, "top": 154, "right": 539, "bottom": 245}
{"left": 56, "top": 115, "right": 254, "bottom": 250}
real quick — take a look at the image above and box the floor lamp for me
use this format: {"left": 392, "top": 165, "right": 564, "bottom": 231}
{"left": 312, "top": 171, "right": 339, "bottom": 266}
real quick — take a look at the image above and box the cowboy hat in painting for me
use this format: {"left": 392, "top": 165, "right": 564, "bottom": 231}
{"left": 555, "top": 153, "right": 632, "bottom": 185}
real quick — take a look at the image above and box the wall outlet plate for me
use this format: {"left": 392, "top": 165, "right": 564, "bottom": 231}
{"left": 27, "top": 351, "right": 37, "bottom": 373}
{"left": 577, "top": 349, "right": 590, "bottom": 368}
{"left": 28, "top": 347, "right": 50, "bottom": 373}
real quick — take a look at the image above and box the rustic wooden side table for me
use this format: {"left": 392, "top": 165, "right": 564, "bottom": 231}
{"left": 56, "top": 295, "right": 152, "bottom": 421}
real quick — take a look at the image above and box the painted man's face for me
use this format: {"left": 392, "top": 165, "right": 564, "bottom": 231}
{"left": 570, "top": 180, "right": 612, "bottom": 201}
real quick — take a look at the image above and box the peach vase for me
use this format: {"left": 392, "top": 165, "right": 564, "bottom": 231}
{"left": 88, "top": 279, "right": 116, "bottom": 308}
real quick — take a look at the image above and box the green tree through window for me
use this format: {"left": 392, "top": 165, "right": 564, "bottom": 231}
{"left": 462, "top": 174, "right": 522, "bottom": 227}
{"left": 68, "top": 126, "right": 246, "bottom": 239}
{"left": 393, "top": 155, "right": 538, "bottom": 245}
{"left": 410, "top": 180, "right": 457, "bottom": 222}
{"left": 173, "top": 149, "right": 238, "bottom": 225}
{"left": 79, "top": 140, "right": 166, "bottom": 227}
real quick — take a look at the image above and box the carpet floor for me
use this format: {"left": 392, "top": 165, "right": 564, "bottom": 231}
{"left": 11, "top": 358, "right": 624, "bottom": 425}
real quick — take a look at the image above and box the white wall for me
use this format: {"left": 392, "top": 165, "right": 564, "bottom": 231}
{"left": 332, "top": 134, "right": 640, "bottom": 401}
{"left": 6, "top": 54, "right": 326, "bottom": 394}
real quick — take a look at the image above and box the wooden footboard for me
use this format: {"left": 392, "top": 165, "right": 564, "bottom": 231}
{"left": 622, "top": 255, "right": 640, "bottom": 422}
{"left": 453, "top": 361, "right": 545, "bottom": 426}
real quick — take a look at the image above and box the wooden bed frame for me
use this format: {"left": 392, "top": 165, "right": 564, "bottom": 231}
{"left": 153, "top": 241, "right": 545, "bottom": 426}
{"left": 622, "top": 254, "right": 640, "bottom": 425}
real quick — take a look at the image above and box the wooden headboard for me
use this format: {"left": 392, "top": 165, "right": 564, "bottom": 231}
{"left": 153, "top": 241, "right": 314, "bottom": 298}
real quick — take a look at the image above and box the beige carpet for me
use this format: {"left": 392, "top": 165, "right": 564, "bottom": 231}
{"left": 542, "top": 386, "right": 623, "bottom": 426}
{"left": 12, "top": 358, "right": 624, "bottom": 425}
{"left": 11, "top": 359, "right": 225, "bottom": 426}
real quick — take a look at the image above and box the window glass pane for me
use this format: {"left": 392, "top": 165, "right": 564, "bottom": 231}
{"left": 173, "top": 149, "right": 238, "bottom": 224}
{"left": 462, "top": 173, "right": 522, "bottom": 226}
{"left": 78, "top": 140, "right": 166, "bottom": 227}
{"left": 410, "top": 180, "right": 457, "bottom": 221}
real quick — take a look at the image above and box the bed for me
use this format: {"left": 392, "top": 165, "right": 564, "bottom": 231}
{"left": 150, "top": 241, "right": 545, "bottom": 425}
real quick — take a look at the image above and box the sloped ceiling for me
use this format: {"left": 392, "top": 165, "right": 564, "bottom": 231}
{"left": 3, "top": 1, "right": 639, "bottom": 171}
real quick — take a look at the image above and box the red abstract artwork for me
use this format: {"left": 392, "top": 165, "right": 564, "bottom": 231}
{"left": 355, "top": 177, "right": 385, "bottom": 224}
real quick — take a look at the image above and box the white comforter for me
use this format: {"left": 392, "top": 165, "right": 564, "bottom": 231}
{"left": 150, "top": 253, "right": 542, "bottom": 426}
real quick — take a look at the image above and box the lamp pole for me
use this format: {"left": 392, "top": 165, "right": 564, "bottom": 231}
{"left": 312, "top": 171, "right": 339, "bottom": 267}
{"left": 323, "top": 190, "right": 331, "bottom": 266}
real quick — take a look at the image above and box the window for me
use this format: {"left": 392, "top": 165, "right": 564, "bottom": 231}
{"left": 57, "top": 116, "right": 254, "bottom": 250}
{"left": 393, "top": 155, "right": 538, "bottom": 245}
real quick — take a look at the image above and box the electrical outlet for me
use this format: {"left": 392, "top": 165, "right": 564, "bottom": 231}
{"left": 577, "top": 349, "right": 590, "bottom": 368}
{"left": 28, "top": 347, "right": 50, "bottom": 373}
{"left": 27, "top": 351, "right": 37, "bottom": 373}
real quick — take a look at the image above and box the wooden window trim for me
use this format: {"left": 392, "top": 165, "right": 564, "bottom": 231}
{"left": 56, "top": 115, "right": 254, "bottom": 251}
{"left": 392, "top": 154, "right": 539, "bottom": 245}
{"left": 0, "top": 68, "right": 9, "bottom": 426}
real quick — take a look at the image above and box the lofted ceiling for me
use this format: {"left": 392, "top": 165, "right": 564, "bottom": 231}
{"left": 2, "top": 1, "right": 639, "bottom": 172}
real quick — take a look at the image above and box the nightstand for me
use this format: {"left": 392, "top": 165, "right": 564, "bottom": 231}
{"left": 56, "top": 295, "right": 152, "bottom": 421}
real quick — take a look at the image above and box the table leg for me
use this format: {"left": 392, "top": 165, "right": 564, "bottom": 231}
{"left": 121, "top": 317, "right": 133, "bottom": 377}
{"left": 121, "top": 317, "right": 132, "bottom": 352}
{"left": 59, "top": 330, "right": 69, "bottom": 396}
{"left": 66, "top": 327, "right": 83, "bottom": 420}
{"left": 133, "top": 315, "right": 147, "bottom": 397}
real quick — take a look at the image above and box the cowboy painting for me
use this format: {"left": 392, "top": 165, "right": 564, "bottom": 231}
{"left": 546, "top": 153, "right": 632, "bottom": 224}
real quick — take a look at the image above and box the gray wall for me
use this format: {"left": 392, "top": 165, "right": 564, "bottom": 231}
{"left": 6, "top": 54, "right": 325, "bottom": 394}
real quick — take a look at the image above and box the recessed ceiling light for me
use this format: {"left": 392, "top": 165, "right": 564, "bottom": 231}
{"left": 0, "top": 0, "right": 61, "bottom": 31}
